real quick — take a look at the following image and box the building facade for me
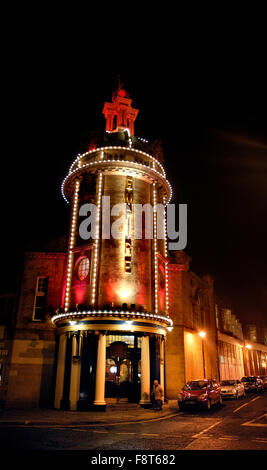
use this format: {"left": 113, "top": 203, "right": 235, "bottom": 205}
{"left": 243, "top": 323, "right": 267, "bottom": 377}
{"left": 215, "top": 300, "right": 267, "bottom": 381}
{"left": 215, "top": 300, "right": 245, "bottom": 381}
{"left": 166, "top": 251, "right": 218, "bottom": 397}
{"left": 0, "top": 88, "right": 266, "bottom": 410}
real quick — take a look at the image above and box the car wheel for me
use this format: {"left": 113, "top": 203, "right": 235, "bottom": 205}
{"left": 243, "top": 391, "right": 246, "bottom": 398}
{"left": 206, "top": 399, "right": 211, "bottom": 410}
{"left": 178, "top": 402, "right": 184, "bottom": 411}
{"left": 219, "top": 395, "right": 223, "bottom": 406}
{"left": 236, "top": 391, "right": 239, "bottom": 400}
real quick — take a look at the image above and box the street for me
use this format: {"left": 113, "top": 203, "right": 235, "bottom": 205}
{"left": 0, "top": 393, "right": 266, "bottom": 451}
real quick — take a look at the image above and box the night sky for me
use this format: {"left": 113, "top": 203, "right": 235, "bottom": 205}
{"left": 2, "top": 62, "right": 267, "bottom": 326}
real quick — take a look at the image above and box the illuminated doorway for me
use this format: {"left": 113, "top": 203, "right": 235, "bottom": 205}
{"left": 105, "top": 334, "right": 141, "bottom": 402}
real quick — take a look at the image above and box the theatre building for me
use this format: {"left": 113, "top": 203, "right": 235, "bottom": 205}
{"left": 1, "top": 87, "right": 219, "bottom": 410}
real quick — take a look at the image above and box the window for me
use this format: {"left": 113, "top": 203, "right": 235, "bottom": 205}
{"left": 77, "top": 257, "right": 90, "bottom": 281}
{"left": 0, "top": 296, "right": 14, "bottom": 325}
{"left": 33, "top": 276, "right": 48, "bottom": 321}
{"left": 158, "top": 266, "right": 165, "bottom": 291}
{"left": 0, "top": 298, "right": 6, "bottom": 324}
{"left": 107, "top": 335, "right": 135, "bottom": 347}
{"left": 112, "top": 114, "right": 117, "bottom": 130}
{"left": 215, "top": 304, "right": 219, "bottom": 329}
{"left": 37, "top": 277, "right": 48, "bottom": 293}
{"left": 248, "top": 324, "right": 257, "bottom": 342}
{"left": 183, "top": 381, "right": 207, "bottom": 391}
{"left": 106, "top": 335, "right": 142, "bottom": 348}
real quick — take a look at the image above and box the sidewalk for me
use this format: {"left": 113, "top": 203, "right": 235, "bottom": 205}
{"left": 0, "top": 400, "right": 178, "bottom": 426}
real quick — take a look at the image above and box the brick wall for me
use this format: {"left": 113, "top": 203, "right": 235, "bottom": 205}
{"left": 5, "top": 252, "right": 65, "bottom": 408}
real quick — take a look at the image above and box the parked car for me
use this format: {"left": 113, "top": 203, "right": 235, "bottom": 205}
{"left": 260, "top": 376, "right": 267, "bottom": 390}
{"left": 178, "top": 379, "right": 222, "bottom": 410}
{"left": 220, "top": 379, "right": 245, "bottom": 399}
{"left": 241, "top": 376, "right": 264, "bottom": 393}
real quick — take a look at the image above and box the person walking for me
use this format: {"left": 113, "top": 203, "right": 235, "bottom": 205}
{"left": 151, "top": 380, "right": 164, "bottom": 410}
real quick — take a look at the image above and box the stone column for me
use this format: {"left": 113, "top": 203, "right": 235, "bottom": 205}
{"left": 54, "top": 334, "right": 67, "bottom": 409}
{"left": 93, "top": 333, "right": 106, "bottom": 409}
{"left": 140, "top": 335, "right": 151, "bottom": 406}
{"left": 160, "top": 337, "right": 165, "bottom": 396}
{"left": 69, "top": 333, "right": 82, "bottom": 410}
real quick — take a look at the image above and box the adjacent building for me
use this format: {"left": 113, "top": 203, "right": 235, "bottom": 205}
{"left": 215, "top": 299, "right": 245, "bottom": 381}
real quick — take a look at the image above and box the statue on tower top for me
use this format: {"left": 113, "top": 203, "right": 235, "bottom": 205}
{"left": 112, "top": 76, "right": 129, "bottom": 101}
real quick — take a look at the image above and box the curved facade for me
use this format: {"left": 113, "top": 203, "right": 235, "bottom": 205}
{"left": 53, "top": 87, "right": 173, "bottom": 410}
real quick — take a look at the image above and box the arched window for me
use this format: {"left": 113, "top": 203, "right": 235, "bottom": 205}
{"left": 113, "top": 114, "right": 117, "bottom": 130}
{"left": 77, "top": 257, "right": 90, "bottom": 281}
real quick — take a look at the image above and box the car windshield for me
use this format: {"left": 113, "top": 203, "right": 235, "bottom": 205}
{"left": 221, "top": 380, "right": 236, "bottom": 386}
{"left": 241, "top": 377, "right": 256, "bottom": 382}
{"left": 183, "top": 381, "right": 207, "bottom": 391}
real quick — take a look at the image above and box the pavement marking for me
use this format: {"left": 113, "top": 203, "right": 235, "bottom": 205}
{"left": 81, "top": 412, "right": 179, "bottom": 427}
{"left": 232, "top": 396, "right": 261, "bottom": 413}
{"left": 251, "top": 440, "right": 267, "bottom": 444}
{"left": 44, "top": 427, "right": 89, "bottom": 432}
{"left": 242, "top": 413, "right": 267, "bottom": 427}
{"left": 46, "top": 427, "right": 74, "bottom": 431}
{"left": 0, "top": 412, "right": 179, "bottom": 430}
{"left": 116, "top": 432, "right": 136, "bottom": 435}
{"left": 92, "top": 430, "right": 109, "bottom": 434}
{"left": 192, "top": 420, "right": 222, "bottom": 439}
{"left": 250, "top": 396, "right": 262, "bottom": 402}
{"left": 141, "top": 433, "right": 160, "bottom": 437}
{"left": 86, "top": 412, "right": 179, "bottom": 428}
{"left": 219, "top": 437, "right": 238, "bottom": 440}
{"left": 68, "top": 428, "right": 88, "bottom": 432}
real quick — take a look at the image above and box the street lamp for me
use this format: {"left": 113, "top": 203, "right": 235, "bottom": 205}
{"left": 198, "top": 331, "right": 207, "bottom": 379}
{"left": 199, "top": 331, "right": 207, "bottom": 339}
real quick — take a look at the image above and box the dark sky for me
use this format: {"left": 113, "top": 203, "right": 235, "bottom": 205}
{"left": 2, "top": 61, "right": 267, "bottom": 326}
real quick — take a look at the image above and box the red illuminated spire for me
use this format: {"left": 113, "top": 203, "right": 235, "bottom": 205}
{"left": 102, "top": 81, "right": 139, "bottom": 135}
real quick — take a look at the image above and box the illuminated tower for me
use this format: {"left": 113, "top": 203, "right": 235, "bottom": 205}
{"left": 52, "top": 85, "right": 173, "bottom": 410}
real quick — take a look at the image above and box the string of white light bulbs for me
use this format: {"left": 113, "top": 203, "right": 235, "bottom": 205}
{"left": 91, "top": 172, "right": 103, "bottom": 305}
{"left": 51, "top": 309, "right": 173, "bottom": 327}
{"left": 163, "top": 197, "right": 169, "bottom": 314}
{"left": 61, "top": 157, "right": 173, "bottom": 206}
{"left": 69, "top": 146, "right": 166, "bottom": 176}
{"left": 153, "top": 182, "right": 158, "bottom": 315}
{"left": 64, "top": 179, "right": 80, "bottom": 311}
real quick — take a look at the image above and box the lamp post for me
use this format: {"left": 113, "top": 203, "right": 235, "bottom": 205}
{"left": 245, "top": 344, "right": 252, "bottom": 376}
{"left": 198, "top": 331, "right": 207, "bottom": 379}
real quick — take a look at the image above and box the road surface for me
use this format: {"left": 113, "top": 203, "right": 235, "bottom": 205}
{"left": 0, "top": 393, "right": 266, "bottom": 451}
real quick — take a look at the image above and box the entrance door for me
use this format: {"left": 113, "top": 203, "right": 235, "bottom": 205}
{"left": 105, "top": 337, "right": 141, "bottom": 402}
